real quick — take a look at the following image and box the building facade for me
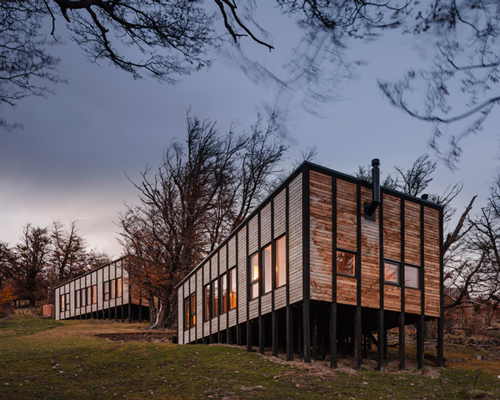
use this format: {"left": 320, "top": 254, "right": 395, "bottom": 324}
{"left": 176, "top": 161, "right": 444, "bottom": 370}
{"left": 54, "top": 257, "right": 150, "bottom": 322}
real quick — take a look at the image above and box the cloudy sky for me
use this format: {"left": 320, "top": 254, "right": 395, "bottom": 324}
{"left": 1, "top": 3, "right": 499, "bottom": 258}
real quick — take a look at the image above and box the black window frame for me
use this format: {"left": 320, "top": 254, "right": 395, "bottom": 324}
{"left": 60, "top": 294, "right": 66, "bottom": 312}
{"left": 92, "top": 284, "right": 97, "bottom": 304}
{"left": 204, "top": 283, "right": 211, "bottom": 321}
{"left": 211, "top": 279, "right": 219, "bottom": 318}
{"left": 116, "top": 278, "right": 123, "bottom": 298}
{"left": 104, "top": 281, "right": 110, "bottom": 301}
{"left": 262, "top": 243, "right": 272, "bottom": 294}
{"left": 336, "top": 249, "right": 356, "bottom": 277}
{"left": 404, "top": 263, "right": 420, "bottom": 289}
{"left": 384, "top": 260, "right": 400, "bottom": 285}
{"left": 229, "top": 267, "right": 237, "bottom": 310}
{"left": 220, "top": 272, "right": 228, "bottom": 314}
{"left": 184, "top": 293, "right": 196, "bottom": 330}
{"left": 249, "top": 252, "right": 259, "bottom": 300}
{"left": 275, "top": 234, "right": 287, "bottom": 288}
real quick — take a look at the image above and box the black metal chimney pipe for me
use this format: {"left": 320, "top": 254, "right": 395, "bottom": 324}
{"left": 366, "top": 158, "right": 380, "bottom": 217}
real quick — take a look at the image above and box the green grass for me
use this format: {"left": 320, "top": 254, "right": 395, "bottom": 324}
{"left": 0, "top": 316, "right": 499, "bottom": 399}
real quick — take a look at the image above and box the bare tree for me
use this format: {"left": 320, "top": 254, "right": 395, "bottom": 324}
{"left": 7, "top": 224, "right": 51, "bottom": 306}
{"left": 2, "top": 220, "right": 110, "bottom": 305}
{"left": 379, "top": 1, "right": 500, "bottom": 165}
{"left": 119, "top": 112, "right": 287, "bottom": 328}
{"left": 0, "top": 1, "right": 61, "bottom": 128}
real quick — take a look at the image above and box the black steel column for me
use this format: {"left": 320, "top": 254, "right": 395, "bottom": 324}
{"left": 378, "top": 194, "right": 385, "bottom": 371}
{"left": 354, "top": 184, "right": 362, "bottom": 369}
{"left": 437, "top": 208, "right": 444, "bottom": 367}
{"left": 399, "top": 200, "right": 406, "bottom": 370}
{"left": 331, "top": 176, "right": 338, "bottom": 369}
{"left": 302, "top": 168, "right": 311, "bottom": 363}
{"left": 418, "top": 204, "right": 425, "bottom": 369}
{"left": 285, "top": 185, "right": 293, "bottom": 361}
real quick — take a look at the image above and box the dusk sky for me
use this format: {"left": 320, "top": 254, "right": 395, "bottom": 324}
{"left": 1, "top": 3, "right": 499, "bottom": 258}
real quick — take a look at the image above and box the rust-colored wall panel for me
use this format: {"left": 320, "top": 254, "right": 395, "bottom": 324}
{"left": 424, "top": 207, "right": 441, "bottom": 317}
{"left": 405, "top": 288, "right": 421, "bottom": 315}
{"left": 310, "top": 171, "right": 333, "bottom": 302}
{"left": 383, "top": 194, "right": 401, "bottom": 261}
{"left": 384, "top": 284, "right": 401, "bottom": 312}
{"left": 405, "top": 201, "right": 421, "bottom": 266}
{"left": 289, "top": 173, "right": 303, "bottom": 305}
{"left": 337, "top": 179, "right": 357, "bottom": 252}
{"left": 337, "top": 275, "right": 357, "bottom": 306}
{"left": 361, "top": 186, "right": 380, "bottom": 309}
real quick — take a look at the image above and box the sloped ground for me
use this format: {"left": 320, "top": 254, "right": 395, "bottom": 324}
{"left": 0, "top": 316, "right": 499, "bottom": 400}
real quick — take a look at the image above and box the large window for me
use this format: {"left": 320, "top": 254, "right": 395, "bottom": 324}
{"left": 250, "top": 253, "right": 259, "bottom": 300}
{"left": 405, "top": 265, "right": 420, "bottom": 289}
{"left": 87, "top": 287, "right": 92, "bottom": 305}
{"left": 276, "top": 235, "right": 287, "bottom": 287}
{"left": 204, "top": 284, "right": 211, "bottom": 321}
{"left": 184, "top": 294, "right": 196, "bottom": 330}
{"left": 212, "top": 279, "right": 219, "bottom": 317}
{"left": 60, "top": 294, "right": 68, "bottom": 312}
{"left": 337, "top": 250, "right": 355, "bottom": 276}
{"left": 221, "top": 273, "right": 228, "bottom": 313}
{"left": 229, "top": 267, "right": 237, "bottom": 309}
{"left": 92, "top": 284, "right": 97, "bottom": 303}
{"left": 384, "top": 261, "right": 399, "bottom": 284}
{"left": 116, "top": 278, "right": 123, "bottom": 298}
{"left": 75, "top": 290, "right": 80, "bottom": 308}
{"left": 110, "top": 279, "right": 116, "bottom": 299}
{"left": 263, "top": 244, "right": 272, "bottom": 294}
{"left": 104, "top": 281, "right": 110, "bottom": 301}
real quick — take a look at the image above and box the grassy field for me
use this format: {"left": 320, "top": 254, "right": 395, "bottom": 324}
{"left": 0, "top": 316, "right": 499, "bottom": 399}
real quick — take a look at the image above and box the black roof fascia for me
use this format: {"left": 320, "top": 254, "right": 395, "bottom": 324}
{"left": 53, "top": 256, "right": 127, "bottom": 290}
{"left": 175, "top": 160, "right": 443, "bottom": 289}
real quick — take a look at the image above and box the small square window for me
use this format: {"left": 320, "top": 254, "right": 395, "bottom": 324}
{"left": 385, "top": 261, "right": 399, "bottom": 284}
{"left": 405, "top": 265, "right": 419, "bottom": 289}
{"left": 337, "top": 251, "right": 355, "bottom": 276}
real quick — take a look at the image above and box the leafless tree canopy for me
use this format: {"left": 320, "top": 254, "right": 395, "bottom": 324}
{"left": 118, "top": 112, "right": 287, "bottom": 328}
{"left": 0, "top": 221, "right": 110, "bottom": 305}
{"left": 379, "top": 0, "right": 500, "bottom": 166}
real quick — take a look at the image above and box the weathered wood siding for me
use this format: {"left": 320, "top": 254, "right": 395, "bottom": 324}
{"left": 383, "top": 194, "right": 401, "bottom": 261}
{"left": 274, "top": 285, "right": 287, "bottom": 310}
{"left": 289, "top": 173, "right": 303, "bottom": 305}
{"left": 274, "top": 189, "right": 286, "bottom": 238}
{"left": 54, "top": 259, "right": 132, "bottom": 321}
{"left": 424, "top": 207, "right": 441, "bottom": 317}
{"left": 237, "top": 228, "right": 247, "bottom": 322}
{"left": 261, "top": 292, "right": 272, "bottom": 315}
{"left": 261, "top": 203, "right": 272, "bottom": 246}
{"left": 178, "top": 285, "right": 184, "bottom": 344}
{"left": 361, "top": 186, "right": 380, "bottom": 309}
{"left": 336, "top": 179, "right": 358, "bottom": 306}
{"left": 197, "top": 269, "right": 203, "bottom": 340}
{"left": 337, "top": 180, "right": 357, "bottom": 252}
{"left": 249, "top": 298, "right": 259, "bottom": 320}
{"left": 405, "top": 201, "right": 421, "bottom": 266}
{"left": 309, "top": 170, "right": 333, "bottom": 302}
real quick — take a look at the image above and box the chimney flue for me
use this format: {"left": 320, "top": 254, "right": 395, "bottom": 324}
{"left": 365, "top": 158, "right": 381, "bottom": 220}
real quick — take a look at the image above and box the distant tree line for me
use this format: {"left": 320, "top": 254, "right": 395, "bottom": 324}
{"left": 0, "top": 220, "right": 109, "bottom": 314}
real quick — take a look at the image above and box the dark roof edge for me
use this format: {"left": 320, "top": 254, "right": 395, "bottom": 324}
{"left": 175, "top": 160, "right": 444, "bottom": 289}
{"left": 53, "top": 255, "right": 127, "bottom": 290}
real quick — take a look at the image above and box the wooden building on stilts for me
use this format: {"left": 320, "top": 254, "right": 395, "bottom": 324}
{"left": 176, "top": 161, "right": 444, "bottom": 370}
{"left": 54, "top": 257, "right": 152, "bottom": 323}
